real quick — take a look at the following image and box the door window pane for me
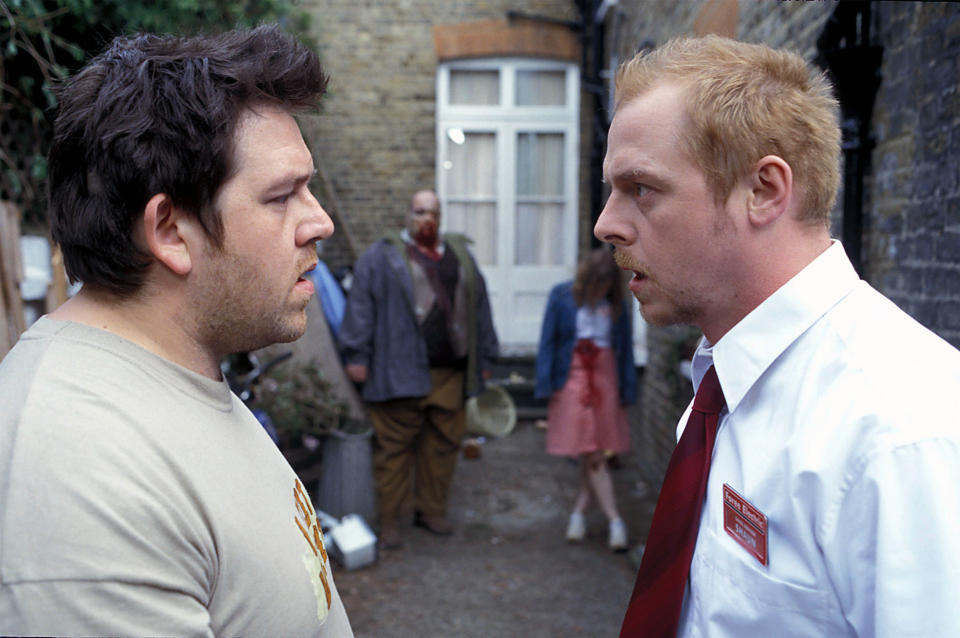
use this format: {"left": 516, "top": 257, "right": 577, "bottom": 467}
{"left": 446, "top": 132, "right": 496, "bottom": 195}
{"left": 445, "top": 202, "right": 497, "bottom": 265}
{"left": 516, "top": 202, "right": 563, "bottom": 265}
{"left": 444, "top": 132, "right": 497, "bottom": 264}
{"left": 516, "top": 132, "right": 564, "bottom": 265}
{"left": 450, "top": 70, "right": 499, "bottom": 105}
{"left": 516, "top": 70, "right": 565, "bottom": 106}
{"left": 517, "top": 132, "right": 563, "bottom": 196}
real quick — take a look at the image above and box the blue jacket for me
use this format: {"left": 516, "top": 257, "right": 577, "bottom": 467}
{"left": 339, "top": 236, "right": 499, "bottom": 403}
{"left": 534, "top": 281, "right": 637, "bottom": 405}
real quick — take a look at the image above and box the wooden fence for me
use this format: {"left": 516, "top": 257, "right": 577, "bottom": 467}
{"left": 0, "top": 200, "right": 68, "bottom": 359}
{"left": 1, "top": 201, "right": 25, "bottom": 357}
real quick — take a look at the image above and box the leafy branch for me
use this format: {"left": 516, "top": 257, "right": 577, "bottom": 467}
{"left": 1, "top": 0, "right": 316, "bottom": 230}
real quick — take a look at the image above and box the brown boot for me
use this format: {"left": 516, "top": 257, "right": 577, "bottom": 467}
{"left": 379, "top": 519, "right": 403, "bottom": 549}
{"left": 413, "top": 511, "right": 454, "bottom": 535}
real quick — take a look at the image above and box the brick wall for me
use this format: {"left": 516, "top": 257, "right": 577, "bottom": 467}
{"left": 300, "top": 0, "right": 582, "bottom": 270}
{"left": 866, "top": 3, "right": 960, "bottom": 348}
{"left": 608, "top": 0, "right": 960, "bottom": 487}
{"left": 631, "top": 324, "right": 699, "bottom": 487}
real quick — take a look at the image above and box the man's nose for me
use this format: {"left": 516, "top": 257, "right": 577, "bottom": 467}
{"left": 594, "top": 194, "right": 632, "bottom": 246}
{"left": 297, "top": 191, "right": 334, "bottom": 246}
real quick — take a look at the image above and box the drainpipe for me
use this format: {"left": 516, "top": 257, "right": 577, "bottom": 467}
{"left": 585, "top": 0, "right": 608, "bottom": 247}
{"left": 574, "top": 0, "right": 621, "bottom": 247}
{"left": 815, "top": 1, "right": 883, "bottom": 277}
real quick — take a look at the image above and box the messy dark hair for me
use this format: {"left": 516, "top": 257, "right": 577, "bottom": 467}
{"left": 48, "top": 24, "right": 328, "bottom": 296}
{"left": 572, "top": 246, "right": 625, "bottom": 317}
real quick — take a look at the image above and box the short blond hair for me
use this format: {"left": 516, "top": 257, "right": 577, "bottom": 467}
{"left": 614, "top": 35, "right": 840, "bottom": 225}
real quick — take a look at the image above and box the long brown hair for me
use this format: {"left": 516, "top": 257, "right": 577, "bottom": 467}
{"left": 572, "top": 247, "right": 625, "bottom": 317}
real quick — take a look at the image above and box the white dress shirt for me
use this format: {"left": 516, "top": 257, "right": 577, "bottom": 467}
{"left": 676, "top": 241, "right": 960, "bottom": 638}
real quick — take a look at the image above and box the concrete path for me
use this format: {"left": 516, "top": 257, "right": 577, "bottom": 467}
{"left": 332, "top": 419, "right": 657, "bottom": 638}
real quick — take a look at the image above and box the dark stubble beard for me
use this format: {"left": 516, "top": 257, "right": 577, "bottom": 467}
{"left": 192, "top": 247, "right": 308, "bottom": 357}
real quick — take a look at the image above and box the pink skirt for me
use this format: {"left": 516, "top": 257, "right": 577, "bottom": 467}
{"left": 545, "top": 341, "right": 631, "bottom": 456}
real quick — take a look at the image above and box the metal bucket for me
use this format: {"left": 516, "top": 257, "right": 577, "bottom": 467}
{"left": 315, "top": 425, "right": 376, "bottom": 524}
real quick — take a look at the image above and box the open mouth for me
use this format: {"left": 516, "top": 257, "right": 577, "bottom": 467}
{"left": 613, "top": 250, "right": 648, "bottom": 281}
{"left": 297, "top": 263, "right": 317, "bottom": 284}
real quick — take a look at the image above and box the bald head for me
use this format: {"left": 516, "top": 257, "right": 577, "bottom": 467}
{"left": 408, "top": 189, "right": 441, "bottom": 248}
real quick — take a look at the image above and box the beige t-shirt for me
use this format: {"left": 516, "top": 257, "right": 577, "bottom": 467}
{"left": 0, "top": 317, "right": 353, "bottom": 637}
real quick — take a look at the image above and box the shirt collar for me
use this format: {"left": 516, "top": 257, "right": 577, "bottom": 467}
{"left": 692, "top": 241, "right": 861, "bottom": 412}
{"left": 400, "top": 228, "right": 446, "bottom": 256}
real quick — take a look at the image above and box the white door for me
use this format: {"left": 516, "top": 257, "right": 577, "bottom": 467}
{"left": 437, "top": 60, "right": 580, "bottom": 353}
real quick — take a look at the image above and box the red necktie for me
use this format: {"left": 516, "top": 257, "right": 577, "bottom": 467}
{"left": 619, "top": 364, "right": 726, "bottom": 638}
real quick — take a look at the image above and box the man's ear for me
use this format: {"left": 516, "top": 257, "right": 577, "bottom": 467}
{"left": 142, "top": 193, "right": 198, "bottom": 276}
{"left": 747, "top": 155, "right": 792, "bottom": 228}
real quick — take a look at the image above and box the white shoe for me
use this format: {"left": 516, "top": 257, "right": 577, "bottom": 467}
{"left": 608, "top": 518, "right": 628, "bottom": 552}
{"left": 566, "top": 512, "right": 586, "bottom": 542}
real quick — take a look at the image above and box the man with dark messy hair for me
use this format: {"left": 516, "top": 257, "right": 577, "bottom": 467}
{"left": 0, "top": 25, "right": 354, "bottom": 636}
{"left": 49, "top": 25, "right": 327, "bottom": 296}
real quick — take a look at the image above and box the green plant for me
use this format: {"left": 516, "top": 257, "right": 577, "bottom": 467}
{"left": 1, "top": 0, "right": 316, "bottom": 230}
{"left": 253, "top": 361, "right": 351, "bottom": 440}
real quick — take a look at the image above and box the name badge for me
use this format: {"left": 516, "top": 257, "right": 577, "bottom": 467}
{"left": 722, "top": 484, "right": 768, "bottom": 565}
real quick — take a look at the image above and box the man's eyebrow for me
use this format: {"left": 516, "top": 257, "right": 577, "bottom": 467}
{"left": 610, "top": 163, "right": 668, "bottom": 185}
{"left": 267, "top": 167, "right": 317, "bottom": 190}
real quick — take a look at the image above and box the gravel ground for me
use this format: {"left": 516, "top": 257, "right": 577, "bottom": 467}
{"left": 330, "top": 419, "right": 658, "bottom": 638}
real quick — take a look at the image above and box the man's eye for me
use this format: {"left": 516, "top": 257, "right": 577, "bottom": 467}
{"left": 272, "top": 193, "right": 292, "bottom": 205}
{"left": 635, "top": 184, "right": 648, "bottom": 198}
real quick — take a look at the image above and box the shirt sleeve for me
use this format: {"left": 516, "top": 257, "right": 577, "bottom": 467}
{"left": 821, "top": 437, "right": 960, "bottom": 637}
{"left": 1, "top": 581, "right": 214, "bottom": 637}
{"left": 534, "top": 285, "right": 562, "bottom": 399}
{"left": 338, "top": 248, "right": 378, "bottom": 366}
{"left": 0, "top": 434, "right": 218, "bottom": 637}
{"left": 472, "top": 256, "right": 500, "bottom": 371}
{"left": 613, "top": 306, "right": 637, "bottom": 405}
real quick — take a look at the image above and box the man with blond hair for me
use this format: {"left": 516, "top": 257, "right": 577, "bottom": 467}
{"left": 596, "top": 35, "right": 960, "bottom": 637}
